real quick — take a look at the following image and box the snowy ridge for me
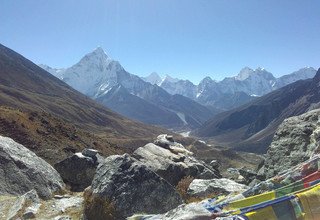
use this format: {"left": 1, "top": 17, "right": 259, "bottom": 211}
{"left": 149, "top": 67, "right": 317, "bottom": 108}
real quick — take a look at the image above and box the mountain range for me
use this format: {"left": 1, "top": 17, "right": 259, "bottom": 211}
{"left": 143, "top": 67, "right": 317, "bottom": 110}
{"left": 195, "top": 68, "right": 320, "bottom": 153}
{"left": 41, "top": 48, "right": 215, "bottom": 129}
{"left": 41, "top": 47, "right": 316, "bottom": 130}
{"left": 0, "top": 43, "right": 169, "bottom": 164}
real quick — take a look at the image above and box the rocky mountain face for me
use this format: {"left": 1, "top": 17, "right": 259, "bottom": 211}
{"left": 195, "top": 68, "right": 320, "bottom": 153}
{"left": 143, "top": 67, "right": 317, "bottom": 111}
{"left": 43, "top": 48, "right": 215, "bottom": 129}
{"left": 261, "top": 109, "right": 320, "bottom": 178}
{"left": 0, "top": 43, "right": 169, "bottom": 164}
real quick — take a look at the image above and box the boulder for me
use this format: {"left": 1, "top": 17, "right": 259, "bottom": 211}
{"left": 0, "top": 135, "right": 65, "bottom": 199}
{"left": 54, "top": 149, "right": 101, "bottom": 191}
{"left": 187, "top": 178, "right": 248, "bottom": 198}
{"left": 154, "top": 134, "right": 178, "bottom": 149}
{"left": 82, "top": 148, "right": 99, "bottom": 158}
{"left": 238, "top": 168, "right": 258, "bottom": 185}
{"left": 209, "top": 160, "right": 220, "bottom": 170}
{"left": 7, "top": 190, "right": 41, "bottom": 220}
{"left": 84, "top": 154, "right": 183, "bottom": 219}
{"left": 261, "top": 109, "right": 320, "bottom": 178}
{"left": 128, "top": 202, "right": 212, "bottom": 220}
{"left": 133, "top": 135, "right": 220, "bottom": 186}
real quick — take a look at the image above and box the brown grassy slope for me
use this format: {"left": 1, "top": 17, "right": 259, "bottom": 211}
{"left": 0, "top": 43, "right": 168, "bottom": 164}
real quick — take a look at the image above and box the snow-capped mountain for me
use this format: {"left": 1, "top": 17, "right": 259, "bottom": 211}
{"left": 275, "top": 67, "right": 316, "bottom": 88}
{"left": 141, "top": 72, "right": 162, "bottom": 85}
{"left": 154, "top": 67, "right": 317, "bottom": 110}
{"left": 41, "top": 47, "right": 317, "bottom": 126}
{"left": 42, "top": 48, "right": 215, "bottom": 129}
{"left": 38, "top": 64, "right": 65, "bottom": 79}
{"left": 160, "top": 78, "right": 197, "bottom": 99}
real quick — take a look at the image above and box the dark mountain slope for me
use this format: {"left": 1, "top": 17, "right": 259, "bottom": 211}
{"left": 139, "top": 85, "right": 215, "bottom": 128}
{"left": 195, "top": 68, "right": 320, "bottom": 153}
{"left": 96, "top": 84, "right": 182, "bottom": 127}
{"left": 0, "top": 44, "right": 167, "bottom": 163}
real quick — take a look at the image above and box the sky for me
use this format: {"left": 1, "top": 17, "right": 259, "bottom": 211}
{"left": 1, "top": 0, "right": 319, "bottom": 83}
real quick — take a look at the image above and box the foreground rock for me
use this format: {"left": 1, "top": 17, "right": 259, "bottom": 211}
{"left": 54, "top": 148, "right": 102, "bottom": 191}
{"left": 0, "top": 192, "right": 84, "bottom": 219}
{"left": 7, "top": 190, "right": 41, "bottom": 220}
{"left": 0, "top": 135, "right": 65, "bottom": 199}
{"left": 187, "top": 178, "right": 248, "bottom": 198}
{"left": 133, "top": 134, "right": 220, "bottom": 185}
{"left": 129, "top": 202, "right": 212, "bottom": 220}
{"left": 84, "top": 154, "right": 183, "bottom": 219}
{"left": 262, "top": 109, "right": 320, "bottom": 178}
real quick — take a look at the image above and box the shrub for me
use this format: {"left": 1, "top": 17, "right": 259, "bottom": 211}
{"left": 176, "top": 176, "right": 194, "bottom": 202}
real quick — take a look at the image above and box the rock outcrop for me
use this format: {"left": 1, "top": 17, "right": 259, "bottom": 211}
{"left": 133, "top": 134, "right": 220, "bottom": 185}
{"left": 0, "top": 135, "right": 65, "bottom": 199}
{"left": 84, "top": 154, "right": 183, "bottom": 219}
{"left": 187, "top": 178, "right": 248, "bottom": 198}
{"left": 262, "top": 109, "right": 320, "bottom": 178}
{"left": 54, "top": 148, "right": 102, "bottom": 191}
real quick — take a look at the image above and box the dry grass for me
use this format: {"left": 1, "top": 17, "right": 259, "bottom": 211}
{"left": 83, "top": 188, "right": 120, "bottom": 220}
{"left": 176, "top": 176, "right": 195, "bottom": 203}
{"left": 0, "top": 106, "right": 127, "bottom": 164}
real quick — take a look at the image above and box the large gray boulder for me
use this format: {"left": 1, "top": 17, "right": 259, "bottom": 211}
{"left": 0, "top": 135, "right": 65, "bottom": 199}
{"left": 187, "top": 178, "right": 248, "bottom": 198}
{"left": 133, "top": 135, "right": 220, "bottom": 185}
{"left": 84, "top": 154, "right": 183, "bottom": 219}
{"left": 262, "top": 109, "right": 320, "bottom": 178}
{"left": 54, "top": 149, "right": 102, "bottom": 191}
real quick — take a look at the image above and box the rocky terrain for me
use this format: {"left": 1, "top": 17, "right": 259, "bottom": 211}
{"left": 1, "top": 106, "right": 320, "bottom": 219}
{"left": 0, "top": 133, "right": 254, "bottom": 219}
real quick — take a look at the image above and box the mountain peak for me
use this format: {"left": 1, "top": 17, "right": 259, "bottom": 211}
{"left": 256, "top": 67, "right": 265, "bottom": 71}
{"left": 142, "top": 72, "right": 162, "bottom": 85}
{"left": 163, "top": 74, "right": 179, "bottom": 83}
{"left": 199, "top": 76, "right": 214, "bottom": 84}
{"left": 236, "top": 67, "right": 254, "bottom": 80}
{"left": 91, "top": 46, "right": 109, "bottom": 58}
{"left": 78, "top": 47, "right": 112, "bottom": 67}
{"left": 148, "top": 72, "right": 161, "bottom": 79}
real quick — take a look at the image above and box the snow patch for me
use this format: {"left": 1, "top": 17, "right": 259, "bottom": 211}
{"left": 180, "top": 131, "right": 191, "bottom": 137}
{"left": 176, "top": 112, "right": 188, "bottom": 125}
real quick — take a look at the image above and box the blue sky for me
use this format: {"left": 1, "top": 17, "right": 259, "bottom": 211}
{"left": 1, "top": 0, "right": 319, "bottom": 83}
